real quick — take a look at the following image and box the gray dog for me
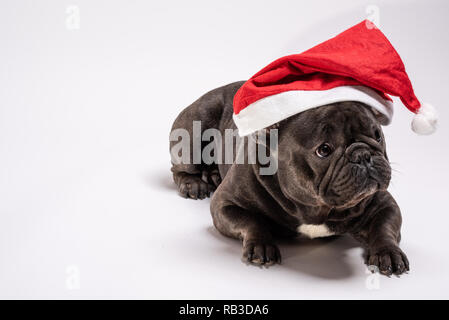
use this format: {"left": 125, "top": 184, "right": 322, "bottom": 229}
{"left": 169, "top": 81, "right": 409, "bottom": 276}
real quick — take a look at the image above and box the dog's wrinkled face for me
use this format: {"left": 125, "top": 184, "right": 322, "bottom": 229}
{"left": 277, "top": 101, "right": 391, "bottom": 209}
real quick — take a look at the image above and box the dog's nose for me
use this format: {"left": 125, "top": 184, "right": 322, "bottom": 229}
{"left": 349, "top": 149, "right": 372, "bottom": 165}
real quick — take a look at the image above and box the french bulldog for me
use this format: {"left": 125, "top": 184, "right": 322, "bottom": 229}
{"left": 169, "top": 81, "right": 409, "bottom": 276}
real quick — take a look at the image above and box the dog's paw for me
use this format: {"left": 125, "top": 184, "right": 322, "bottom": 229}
{"left": 366, "top": 245, "right": 409, "bottom": 276}
{"left": 174, "top": 172, "right": 214, "bottom": 200}
{"left": 242, "top": 241, "right": 281, "bottom": 266}
{"left": 204, "top": 168, "right": 221, "bottom": 188}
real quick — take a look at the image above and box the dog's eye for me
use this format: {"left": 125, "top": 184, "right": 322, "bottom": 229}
{"left": 316, "top": 143, "right": 333, "bottom": 158}
{"left": 374, "top": 129, "right": 382, "bottom": 142}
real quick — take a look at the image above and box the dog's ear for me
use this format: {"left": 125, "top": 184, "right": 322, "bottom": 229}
{"left": 249, "top": 122, "right": 280, "bottom": 148}
{"left": 370, "top": 108, "right": 390, "bottom": 125}
{"left": 264, "top": 122, "right": 280, "bottom": 134}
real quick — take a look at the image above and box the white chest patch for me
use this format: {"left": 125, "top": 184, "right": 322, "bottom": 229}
{"left": 297, "top": 224, "right": 334, "bottom": 239}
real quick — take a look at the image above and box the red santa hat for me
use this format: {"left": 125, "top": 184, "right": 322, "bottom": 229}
{"left": 233, "top": 20, "right": 437, "bottom": 136}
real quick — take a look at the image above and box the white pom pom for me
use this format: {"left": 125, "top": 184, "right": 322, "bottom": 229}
{"left": 411, "top": 102, "right": 438, "bottom": 135}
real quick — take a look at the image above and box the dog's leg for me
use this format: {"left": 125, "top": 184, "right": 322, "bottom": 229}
{"left": 352, "top": 191, "right": 409, "bottom": 276}
{"left": 169, "top": 82, "right": 244, "bottom": 199}
{"left": 169, "top": 95, "right": 223, "bottom": 199}
{"left": 211, "top": 203, "right": 281, "bottom": 265}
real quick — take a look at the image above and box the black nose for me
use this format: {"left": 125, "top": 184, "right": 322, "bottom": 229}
{"left": 350, "top": 149, "right": 372, "bottom": 165}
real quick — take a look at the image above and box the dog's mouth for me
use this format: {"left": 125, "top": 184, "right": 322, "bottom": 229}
{"left": 323, "top": 154, "right": 391, "bottom": 208}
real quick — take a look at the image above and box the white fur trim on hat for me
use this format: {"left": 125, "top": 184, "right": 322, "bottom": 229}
{"left": 411, "top": 102, "right": 438, "bottom": 135}
{"left": 233, "top": 85, "right": 393, "bottom": 136}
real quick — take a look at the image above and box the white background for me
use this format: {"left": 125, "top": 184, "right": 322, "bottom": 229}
{"left": 0, "top": 0, "right": 448, "bottom": 299}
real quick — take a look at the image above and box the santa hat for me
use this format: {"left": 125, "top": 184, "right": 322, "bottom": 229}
{"left": 233, "top": 20, "right": 437, "bottom": 136}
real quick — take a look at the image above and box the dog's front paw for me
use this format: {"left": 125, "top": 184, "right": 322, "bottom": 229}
{"left": 173, "top": 172, "right": 214, "bottom": 200}
{"left": 242, "top": 241, "right": 281, "bottom": 266}
{"left": 366, "top": 245, "right": 409, "bottom": 276}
